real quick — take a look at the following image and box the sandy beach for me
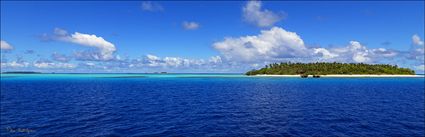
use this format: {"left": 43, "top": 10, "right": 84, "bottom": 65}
{"left": 254, "top": 74, "right": 424, "bottom": 78}
{"left": 254, "top": 75, "right": 301, "bottom": 77}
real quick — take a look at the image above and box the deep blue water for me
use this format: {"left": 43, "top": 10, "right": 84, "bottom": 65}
{"left": 1, "top": 74, "right": 424, "bottom": 136}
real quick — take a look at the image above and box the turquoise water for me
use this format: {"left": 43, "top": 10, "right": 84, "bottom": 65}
{"left": 1, "top": 74, "right": 424, "bottom": 136}
{"left": 1, "top": 73, "right": 246, "bottom": 79}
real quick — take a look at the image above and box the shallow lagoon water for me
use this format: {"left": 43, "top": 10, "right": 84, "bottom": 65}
{"left": 1, "top": 74, "right": 424, "bottom": 136}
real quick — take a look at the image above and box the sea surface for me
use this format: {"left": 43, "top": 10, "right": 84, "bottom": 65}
{"left": 1, "top": 74, "right": 424, "bottom": 136}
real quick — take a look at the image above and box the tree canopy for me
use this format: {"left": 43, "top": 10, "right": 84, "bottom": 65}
{"left": 245, "top": 62, "right": 415, "bottom": 75}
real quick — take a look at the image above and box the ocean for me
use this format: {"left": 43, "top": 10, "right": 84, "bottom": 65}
{"left": 1, "top": 74, "right": 424, "bottom": 136}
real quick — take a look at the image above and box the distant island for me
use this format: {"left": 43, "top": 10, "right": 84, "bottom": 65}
{"left": 245, "top": 62, "right": 415, "bottom": 76}
{"left": 2, "top": 71, "right": 42, "bottom": 74}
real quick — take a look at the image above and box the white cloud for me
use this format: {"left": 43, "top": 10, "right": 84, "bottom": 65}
{"left": 314, "top": 41, "right": 400, "bottom": 63}
{"left": 32, "top": 59, "right": 76, "bottom": 69}
{"left": 371, "top": 48, "right": 398, "bottom": 58}
{"left": 209, "top": 56, "right": 222, "bottom": 64}
{"left": 163, "top": 57, "right": 185, "bottom": 67}
{"left": 126, "top": 54, "right": 227, "bottom": 70}
{"left": 413, "top": 34, "right": 424, "bottom": 46}
{"left": 213, "top": 27, "right": 308, "bottom": 62}
{"left": 68, "top": 32, "right": 116, "bottom": 60}
{"left": 415, "top": 65, "right": 425, "bottom": 71}
{"left": 182, "top": 21, "right": 200, "bottom": 30}
{"left": 51, "top": 52, "right": 72, "bottom": 62}
{"left": 85, "top": 62, "right": 95, "bottom": 66}
{"left": 313, "top": 48, "right": 338, "bottom": 59}
{"left": 49, "top": 28, "right": 117, "bottom": 61}
{"left": 352, "top": 52, "right": 371, "bottom": 63}
{"left": 33, "top": 62, "right": 76, "bottom": 69}
{"left": 143, "top": 55, "right": 192, "bottom": 67}
{"left": 54, "top": 28, "right": 68, "bottom": 36}
{"left": 1, "top": 56, "right": 29, "bottom": 68}
{"left": 342, "top": 41, "right": 371, "bottom": 63}
{"left": 1, "top": 40, "right": 13, "bottom": 50}
{"left": 1, "top": 61, "right": 29, "bottom": 68}
{"left": 141, "top": 1, "right": 163, "bottom": 12}
{"left": 76, "top": 62, "right": 97, "bottom": 69}
{"left": 412, "top": 35, "right": 424, "bottom": 53}
{"left": 407, "top": 34, "right": 424, "bottom": 62}
{"left": 243, "top": 1, "right": 283, "bottom": 27}
{"left": 73, "top": 50, "right": 110, "bottom": 61}
{"left": 146, "top": 54, "right": 160, "bottom": 61}
{"left": 213, "top": 27, "right": 402, "bottom": 64}
{"left": 6, "top": 28, "right": 421, "bottom": 73}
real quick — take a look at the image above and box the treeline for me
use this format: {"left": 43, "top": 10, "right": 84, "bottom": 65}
{"left": 245, "top": 62, "right": 415, "bottom": 75}
{"left": 2, "top": 71, "right": 42, "bottom": 74}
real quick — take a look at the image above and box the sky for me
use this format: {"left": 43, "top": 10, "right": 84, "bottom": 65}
{"left": 1, "top": 1, "right": 424, "bottom": 73}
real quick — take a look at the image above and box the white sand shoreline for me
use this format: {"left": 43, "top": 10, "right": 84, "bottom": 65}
{"left": 254, "top": 74, "right": 424, "bottom": 78}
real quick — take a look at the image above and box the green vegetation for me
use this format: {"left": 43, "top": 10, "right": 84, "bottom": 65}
{"left": 245, "top": 62, "right": 415, "bottom": 75}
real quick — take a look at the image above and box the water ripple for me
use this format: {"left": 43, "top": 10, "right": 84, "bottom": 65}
{"left": 1, "top": 77, "right": 424, "bottom": 136}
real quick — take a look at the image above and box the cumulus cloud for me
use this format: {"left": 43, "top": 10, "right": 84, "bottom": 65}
{"left": 314, "top": 41, "right": 399, "bottom": 63}
{"left": 67, "top": 32, "right": 116, "bottom": 60}
{"left": 4, "top": 27, "right": 422, "bottom": 73}
{"left": 243, "top": 1, "right": 284, "bottom": 27}
{"left": 1, "top": 40, "right": 13, "bottom": 50}
{"left": 33, "top": 60, "right": 76, "bottom": 69}
{"left": 406, "top": 34, "right": 425, "bottom": 73}
{"left": 412, "top": 34, "right": 424, "bottom": 54}
{"left": 213, "top": 27, "right": 402, "bottom": 64}
{"left": 412, "top": 34, "right": 424, "bottom": 46}
{"left": 73, "top": 50, "right": 104, "bottom": 61}
{"left": 54, "top": 27, "right": 68, "bottom": 36}
{"left": 51, "top": 52, "right": 72, "bottom": 62}
{"left": 1, "top": 59, "right": 74, "bottom": 71}
{"left": 313, "top": 48, "right": 339, "bottom": 59}
{"left": 182, "top": 21, "right": 200, "bottom": 30}
{"left": 325, "top": 41, "right": 372, "bottom": 63}
{"left": 141, "top": 1, "right": 163, "bottom": 12}
{"left": 209, "top": 56, "right": 222, "bottom": 64}
{"left": 1, "top": 56, "right": 29, "bottom": 68}
{"left": 124, "top": 54, "right": 227, "bottom": 71}
{"left": 1, "top": 61, "right": 29, "bottom": 68}
{"left": 70, "top": 54, "right": 234, "bottom": 73}
{"left": 142, "top": 54, "right": 199, "bottom": 68}
{"left": 45, "top": 28, "right": 117, "bottom": 61}
{"left": 406, "top": 34, "right": 424, "bottom": 61}
{"left": 213, "top": 27, "right": 308, "bottom": 62}
{"left": 370, "top": 48, "right": 398, "bottom": 58}
{"left": 83, "top": 62, "right": 96, "bottom": 67}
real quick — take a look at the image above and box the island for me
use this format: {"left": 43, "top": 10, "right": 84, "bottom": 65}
{"left": 1, "top": 71, "right": 42, "bottom": 74}
{"left": 245, "top": 62, "right": 418, "bottom": 77}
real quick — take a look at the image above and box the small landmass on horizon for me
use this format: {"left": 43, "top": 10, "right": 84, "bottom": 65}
{"left": 2, "top": 71, "right": 42, "bottom": 74}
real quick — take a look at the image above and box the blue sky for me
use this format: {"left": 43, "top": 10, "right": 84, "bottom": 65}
{"left": 1, "top": 1, "right": 424, "bottom": 73}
